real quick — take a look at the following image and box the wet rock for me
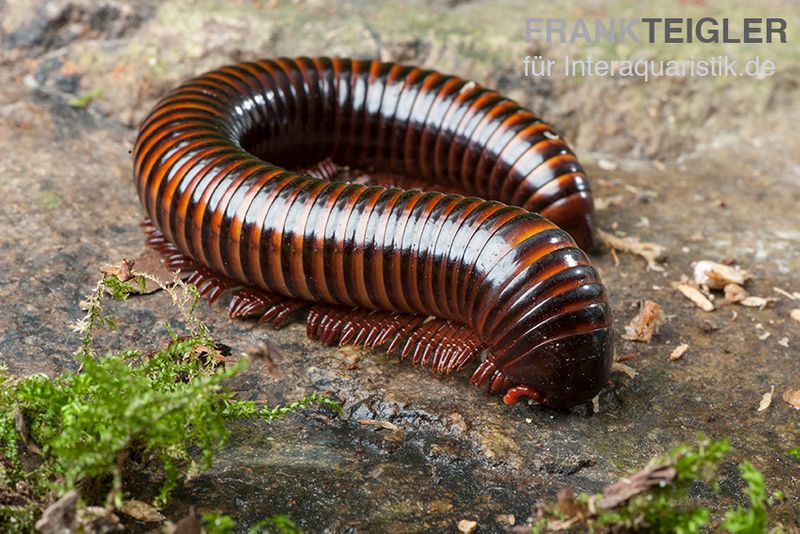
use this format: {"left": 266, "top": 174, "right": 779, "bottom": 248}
{"left": 1, "top": 0, "right": 153, "bottom": 52}
{"left": 1, "top": 0, "right": 799, "bottom": 531}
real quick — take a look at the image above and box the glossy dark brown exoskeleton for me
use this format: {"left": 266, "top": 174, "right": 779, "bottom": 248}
{"left": 133, "top": 57, "right": 612, "bottom": 408}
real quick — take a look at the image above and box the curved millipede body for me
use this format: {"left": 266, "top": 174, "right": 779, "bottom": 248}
{"left": 133, "top": 57, "right": 613, "bottom": 408}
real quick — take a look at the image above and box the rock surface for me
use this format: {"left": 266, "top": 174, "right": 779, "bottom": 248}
{"left": 0, "top": 0, "right": 798, "bottom": 531}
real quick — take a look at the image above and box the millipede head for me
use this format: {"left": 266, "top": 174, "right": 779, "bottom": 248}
{"left": 497, "top": 326, "right": 613, "bottom": 408}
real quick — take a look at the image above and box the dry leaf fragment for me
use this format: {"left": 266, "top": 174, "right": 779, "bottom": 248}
{"left": 782, "top": 389, "right": 800, "bottom": 409}
{"left": 597, "top": 158, "right": 618, "bottom": 171}
{"left": 677, "top": 284, "right": 714, "bottom": 312}
{"left": 621, "top": 300, "right": 662, "bottom": 342}
{"left": 36, "top": 490, "right": 78, "bottom": 534}
{"left": 741, "top": 296, "right": 772, "bottom": 308}
{"left": 612, "top": 362, "right": 638, "bottom": 379}
{"left": 556, "top": 488, "right": 583, "bottom": 520}
{"left": 757, "top": 386, "right": 774, "bottom": 412}
{"left": 773, "top": 287, "right": 797, "bottom": 300}
{"left": 598, "top": 463, "right": 677, "bottom": 509}
{"left": 120, "top": 500, "right": 165, "bottom": 522}
{"left": 358, "top": 419, "right": 405, "bottom": 444}
{"left": 790, "top": 309, "right": 800, "bottom": 322}
{"left": 358, "top": 419, "right": 400, "bottom": 431}
{"left": 595, "top": 194, "right": 624, "bottom": 211}
{"left": 615, "top": 352, "right": 639, "bottom": 363}
{"left": 100, "top": 258, "right": 135, "bottom": 283}
{"left": 693, "top": 260, "right": 751, "bottom": 289}
{"left": 669, "top": 344, "right": 689, "bottom": 361}
{"left": 598, "top": 229, "right": 665, "bottom": 271}
{"left": 15, "top": 411, "right": 42, "bottom": 455}
{"left": 130, "top": 247, "right": 180, "bottom": 294}
{"left": 495, "top": 514, "right": 515, "bottom": 526}
{"left": 724, "top": 283, "right": 748, "bottom": 303}
{"left": 778, "top": 337, "right": 789, "bottom": 348}
{"left": 458, "top": 519, "right": 478, "bottom": 534}
{"left": 174, "top": 506, "right": 202, "bottom": 534}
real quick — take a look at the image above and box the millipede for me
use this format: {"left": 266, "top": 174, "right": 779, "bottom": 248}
{"left": 133, "top": 56, "right": 613, "bottom": 408}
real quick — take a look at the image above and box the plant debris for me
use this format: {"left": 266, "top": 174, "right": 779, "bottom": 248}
{"left": 173, "top": 506, "right": 202, "bottom": 534}
{"left": 357, "top": 419, "right": 400, "bottom": 432}
{"left": 1, "top": 266, "right": 340, "bottom": 531}
{"left": 457, "top": 519, "right": 478, "bottom": 534}
{"left": 68, "top": 88, "right": 104, "bottom": 108}
{"left": 100, "top": 258, "right": 135, "bottom": 283}
{"left": 677, "top": 284, "right": 714, "bottom": 312}
{"left": 130, "top": 248, "right": 184, "bottom": 293}
{"left": 783, "top": 389, "right": 800, "bottom": 409}
{"left": 612, "top": 362, "right": 638, "bottom": 379}
{"left": 35, "top": 490, "right": 78, "bottom": 534}
{"left": 754, "top": 323, "right": 771, "bottom": 341}
{"left": 669, "top": 344, "right": 689, "bottom": 361}
{"left": 496, "top": 513, "right": 515, "bottom": 526}
{"left": 525, "top": 436, "right": 783, "bottom": 533}
{"left": 615, "top": 352, "right": 639, "bottom": 363}
{"left": 740, "top": 295, "right": 774, "bottom": 309}
{"left": 773, "top": 287, "right": 798, "bottom": 300}
{"left": 621, "top": 300, "right": 662, "bottom": 342}
{"left": 595, "top": 194, "right": 624, "bottom": 211}
{"left": 597, "top": 158, "right": 618, "bottom": 171}
{"left": 120, "top": 500, "right": 165, "bottom": 523}
{"left": 724, "top": 283, "right": 748, "bottom": 303}
{"left": 597, "top": 462, "right": 678, "bottom": 509}
{"left": 757, "top": 387, "right": 775, "bottom": 412}
{"left": 597, "top": 229, "right": 665, "bottom": 271}
{"left": 791, "top": 309, "right": 800, "bottom": 323}
{"left": 693, "top": 260, "right": 751, "bottom": 289}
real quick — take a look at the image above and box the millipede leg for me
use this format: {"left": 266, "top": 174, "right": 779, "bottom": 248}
{"left": 142, "top": 219, "right": 239, "bottom": 303}
{"left": 305, "top": 304, "right": 484, "bottom": 375}
{"left": 300, "top": 158, "right": 339, "bottom": 181}
{"left": 502, "top": 385, "right": 546, "bottom": 405}
{"left": 228, "top": 287, "right": 308, "bottom": 328}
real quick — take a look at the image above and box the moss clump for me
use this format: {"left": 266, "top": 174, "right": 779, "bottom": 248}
{"left": 531, "top": 435, "right": 784, "bottom": 533}
{"left": 0, "top": 263, "right": 339, "bottom": 532}
{"left": 202, "top": 511, "right": 302, "bottom": 534}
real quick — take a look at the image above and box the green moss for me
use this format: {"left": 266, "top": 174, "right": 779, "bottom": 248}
{"left": 68, "top": 88, "right": 104, "bottom": 108}
{"left": 723, "top": 461, "right": 784, "bottom": 533}
{"left": 0, "top": 267, "right": 340, "bottom": 530}
{"left": 202, "top": 511, "right": 302, "bottom": 534}
{"left": 36, "top": 190, "right": 62, "bottom": 210}
{"left": 531, "top": 435, "right": 785, "bottom": 533}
